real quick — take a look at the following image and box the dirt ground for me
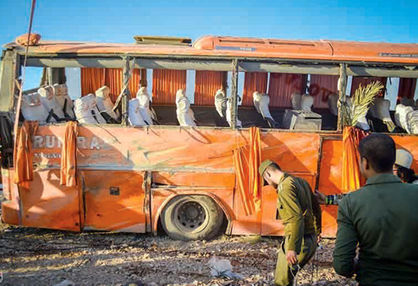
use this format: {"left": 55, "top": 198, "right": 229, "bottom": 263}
{"left": 0, "top": 194, "right": 357, "bottom": 286}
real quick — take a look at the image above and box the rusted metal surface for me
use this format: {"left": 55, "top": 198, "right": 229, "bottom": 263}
{"left": 231, "top": 59, "right": 238, "bottom": 129}
{"left": 337, "top": 63, "right": 347, "bottom": 131}
{"left": 315, "top": 136, "right": 325, "bottom": 190}
{"left": 143, "top": 171, "right": 152, "bottom": 232}
{"left": 121, "top": 56, "right": 133, "bottom": 126}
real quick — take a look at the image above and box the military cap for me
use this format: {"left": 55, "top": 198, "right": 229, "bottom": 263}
{"left": 259, "top": 159, "right": 274, "bottom": 176}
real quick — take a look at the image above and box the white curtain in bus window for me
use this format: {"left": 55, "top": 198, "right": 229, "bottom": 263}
{"left": 186, "top": 70, "right": 195, "bottom": 104}
{"left": 345, "top": 76, "right": 353, "bottom": 97}
{"left": 147, "top": 69, "right": 153, "bottom": 101}
{"left": 385, "top": 77, "right": 399, "bottom": 110}
{"left": 385, "top": 77, "right": 400, "bottom": 110}
{"left": 238, "top": 72, "right": 244, "bottom": 106}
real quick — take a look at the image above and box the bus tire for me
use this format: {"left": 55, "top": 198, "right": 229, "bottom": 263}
{"left": 161, "top": 195, "right": 224, "bottom": 241}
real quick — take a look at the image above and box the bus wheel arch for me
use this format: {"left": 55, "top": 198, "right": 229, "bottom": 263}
{"left": 154, "top": 193, "right": 233, "bottom": 240}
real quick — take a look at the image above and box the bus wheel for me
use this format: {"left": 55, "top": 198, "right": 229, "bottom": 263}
{"left": 161, "top": 195, "right": 224, "bottom": 241}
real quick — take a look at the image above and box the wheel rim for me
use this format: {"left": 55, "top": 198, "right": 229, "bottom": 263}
{"left": 173, "top": 200, "right": 208, "bottom": 233}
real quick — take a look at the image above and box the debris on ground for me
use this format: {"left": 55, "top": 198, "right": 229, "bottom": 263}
{"left": 0, "top": 227, "right": 357, "bottom": 285}
{"left": 208, "top": 257, "right": 243, "bottom": 280}
{"left": 0, "top": 191, "right": 357, "bottom": 285}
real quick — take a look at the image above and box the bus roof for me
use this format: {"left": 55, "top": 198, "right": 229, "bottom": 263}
{"left": 4, "top": 35, "right": 418, "bottom": 65}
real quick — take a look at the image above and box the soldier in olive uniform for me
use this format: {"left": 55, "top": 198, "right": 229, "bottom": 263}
{"left": 259, "top": 160, "right": 322, "bottom": 286}
{"left": 333, "top": 134, "right": 418, "bottom": 285}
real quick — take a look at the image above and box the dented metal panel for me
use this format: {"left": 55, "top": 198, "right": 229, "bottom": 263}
{"left": 18, "top": 169, "right": 81, "bottom": 231}
{"left": 152, "top": 172, "right": 235, "bottom": 188}
{"left": 82, "top": 170, "right": 146, "bottom": 232}
{"left": 1, "top": 124, "right": 417, "bottom": 237}
{"left": 233, "top": 132, "right": 321, "bottom": 236}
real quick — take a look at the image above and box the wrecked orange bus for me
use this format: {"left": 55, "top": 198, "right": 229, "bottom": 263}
{"left": 0, "top": 34, "right": 417, "bottom": 240}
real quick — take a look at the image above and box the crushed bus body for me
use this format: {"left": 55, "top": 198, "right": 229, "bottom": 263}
{"left": 0, "top": 34, "right": 417, "bottom": 240}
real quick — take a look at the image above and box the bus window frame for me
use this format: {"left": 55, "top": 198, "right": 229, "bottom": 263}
{"left": 4, "top": 52, "right": 417, "bottom": 134}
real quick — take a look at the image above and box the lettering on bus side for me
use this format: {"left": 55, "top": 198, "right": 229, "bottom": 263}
{"left": 33, "top": 135, "right": 102, "bottom": 150}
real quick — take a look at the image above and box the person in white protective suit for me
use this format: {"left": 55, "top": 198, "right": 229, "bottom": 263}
{"left": 175, "top": 89, "right": 196, "bottom": 127}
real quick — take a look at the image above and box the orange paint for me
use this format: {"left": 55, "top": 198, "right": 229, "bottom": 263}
{"left": 2, "top": 35, "right": 418, "bottom": 238}
{"left": 18, "top": 169, "right": 81, "bottom": 231}
{"left": 2, "top": 124, "right": 417, "bottom": 238}
{"left": 8, "top": 36, "right": 418, "bottom": 64}
{"left": 82, "top": 170, "right": 146, "bottom": 232}
{"left": 3, "top": 124, "right": 418, "bottom": 236}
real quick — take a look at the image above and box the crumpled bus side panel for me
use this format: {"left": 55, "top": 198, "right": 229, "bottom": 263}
{"left": 18, "top": 169, "right": 82, "bottom": 231}
{"left": 2, "top": 124, "right": 417, "bottom": 237}
{"left": 82, "top": 170, "right": 146, "bottom": 233}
